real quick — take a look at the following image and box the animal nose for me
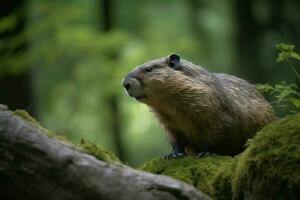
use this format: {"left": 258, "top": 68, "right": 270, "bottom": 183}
{"left": 122, "top": 78, "right": 131, "bottom": 90}
{"left": 124, "top": 82, "right": 130, "bottom": 90}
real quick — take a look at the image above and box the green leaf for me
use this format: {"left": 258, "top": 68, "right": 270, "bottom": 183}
{"left": 256, "top": 83, "right": 274, "bottom": 93}
{"left": 276, "top": 54, "right": 285, "bottom": 63}
{"left": 277, "top": 90, "right": 292, "bottom": 101}
{"left": 276, "top": 43, "right": 295, "bottom": 51}
{"left": 290, "top": 52, "right": 300, "bottom": 61}
{"left": 275, "top": 43, "right": 300, "bottom": 63}
{"left": 0, "top": 14, "right": 17, "bottom": 32}
{"left": 276, "top": 52, "right": 290, "bottom": 63}
{"left": 289, "top": 97, "right": 300, "bottom": 108}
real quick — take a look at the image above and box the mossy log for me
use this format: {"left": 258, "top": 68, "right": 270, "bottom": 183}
{"left": 141, "top": 114, "right": 300, "bottom": 200}
{"left": 0, "top": 104, "right": 210, "bottom": 200}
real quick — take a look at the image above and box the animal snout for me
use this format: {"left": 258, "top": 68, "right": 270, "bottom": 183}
{"left": 121, "top": 76, "right": 144, "bottom": 99}
{"left": 122, "top": 70, "right": 139, "bottom": 91}
{"left": 122, "top": 79, "right": 131, "bottom": 91}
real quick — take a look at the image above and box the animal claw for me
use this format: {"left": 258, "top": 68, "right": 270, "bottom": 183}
{"left": 192, "top": 152, "right": 215, "bottom": 157}
{"left": 163, "top": 152, "right": 186, "bottom": 159}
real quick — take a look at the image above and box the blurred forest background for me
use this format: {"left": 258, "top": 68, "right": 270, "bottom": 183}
{"left": 0, "top": 0, "right": 299, "bottom": 166}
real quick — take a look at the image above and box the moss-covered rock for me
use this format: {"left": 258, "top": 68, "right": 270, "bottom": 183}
{"left": 232, "top": 114, "right": 300, "bottom": 200}
{"left": 140, "top": 114, "right": 300, "bottom": 200}
{"left": 140, "top": 156, "right": 236, "bottom": 199}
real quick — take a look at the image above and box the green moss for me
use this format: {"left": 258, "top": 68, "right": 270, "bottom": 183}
{"left": 140, "top": 155, "right": 235, "bottom": 199}
{"left": 14, "top": 110, "right": 40, "bottom": 125}
{"left": 78, "top": 139, "right": 123, "bottom": 165}
{"left": 14, "top": 109, "right": 66, "bottom": 140}
{"left": 14, "top": 110, "right": 122, "bottom": 165}
{"left": 232, "top": 114, "right": 300, "bottom": 200}
{"left": 140, "top": 114, "right": 300, "bottom": 200}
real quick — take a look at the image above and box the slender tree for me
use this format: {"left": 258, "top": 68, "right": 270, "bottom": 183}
{"left": 98, "top": 0, "right": 125, "bottom": 161}
{"left": 0, "top": 0, "right": 34, "bottom": 114}
{"left": 186, "top": 0, "right": 211, "bottom": 59}
{"left": 233, "top": 0, "right": 266, "bottom": 82}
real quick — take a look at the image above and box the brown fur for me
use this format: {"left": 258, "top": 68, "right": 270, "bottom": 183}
{"left": 122, "top": 55, "right": 277, "bottom": 155}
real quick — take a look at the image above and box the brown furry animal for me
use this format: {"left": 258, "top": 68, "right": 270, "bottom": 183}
{"left": 122, "top": 54, "right": 277, "bottom": 158}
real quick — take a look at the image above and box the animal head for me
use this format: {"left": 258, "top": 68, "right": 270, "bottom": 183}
{"left": 122, "top": 54, "right": 193, "bottom": 104}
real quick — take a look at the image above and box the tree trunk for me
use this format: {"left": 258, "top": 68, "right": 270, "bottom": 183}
{"left": 0, "top": 0, "right": 35, "bottom": 115}
{"left": 98, "top": 0, "right": 125, "bottom": 161}
{"left": 186, "top": 0, "right": 211, "bottom": 57}
{"left": 0, "top": 104, "right": 210, "bottom": 200}
{"left": 233, "top": 0, "right": 266, "bottom": 82}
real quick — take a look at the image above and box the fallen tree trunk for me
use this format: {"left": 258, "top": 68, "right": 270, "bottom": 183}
{"left": 0, "top": 104, "right": 210, "bottom": 200}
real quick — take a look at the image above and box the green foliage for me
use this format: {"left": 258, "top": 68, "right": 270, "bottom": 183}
{"left": 0, "top": 12, "right": 28, "bottom": 76}
{"left": 257, "top": 43, "right": 300, "bottom": 114}
{"left": 276, "top": 43, "right": 300, "bottom": 63}
{"left": 257, "top": 82, "right": 300, "bottom": 113}
{"left": 276, "top": 43, "right": 300, "bottom": 80}
{"left": 24, "top": 2, "right": 133, "bottom": 153}
{"left": 0, "top": 13, "right": 18, "bottom": 32}
{"left": 140, "top": 114, "right": 300, "bottom": 200}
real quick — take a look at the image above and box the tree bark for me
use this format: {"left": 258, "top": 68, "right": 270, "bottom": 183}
{"left": 0, "top": 104, "right": 210, "bottom": 200}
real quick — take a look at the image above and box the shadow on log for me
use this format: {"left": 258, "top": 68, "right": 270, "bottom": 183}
{"left": 0, "top": 104, "right": 210, "bottom": 200}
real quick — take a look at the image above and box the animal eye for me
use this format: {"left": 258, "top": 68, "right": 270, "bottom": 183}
{"left": 144, "top": 67, "right": 153, "bottom": 73}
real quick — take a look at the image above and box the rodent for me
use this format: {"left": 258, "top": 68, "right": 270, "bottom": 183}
{"left": 122, "top": 54, "right": 277, "bottom": 158}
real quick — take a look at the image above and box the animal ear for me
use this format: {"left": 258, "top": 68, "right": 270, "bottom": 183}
{"left": 167, "top": 54, "right": 181, "bottom": 70}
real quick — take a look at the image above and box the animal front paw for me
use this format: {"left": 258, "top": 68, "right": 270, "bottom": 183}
{"left": 192, "top": 152, "right": 215, "bottom": 157}
{"left": 163, "top": 152, "right": 186, "bottom": 159}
